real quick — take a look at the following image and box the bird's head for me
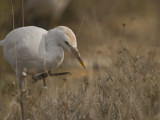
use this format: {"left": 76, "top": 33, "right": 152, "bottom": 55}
{"left": 56, "top": 26, "right": 86, "bottom": 69}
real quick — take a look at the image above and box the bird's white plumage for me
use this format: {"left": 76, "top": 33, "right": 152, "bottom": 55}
{"left": 1, "top": 26, "right": 77, "bottom": 76}
{"left": 3, "top": 26, "right": 47, "bottom": 74}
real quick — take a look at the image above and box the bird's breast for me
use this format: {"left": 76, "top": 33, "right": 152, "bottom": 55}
{"left": 45, "top": 47, "right": 64, "bottom": 71}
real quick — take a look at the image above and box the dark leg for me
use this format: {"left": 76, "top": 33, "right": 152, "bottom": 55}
{"left": 42, "top": 78, "right": 48, "bottom": 89}
{"left": 43, "top": 78, "right": 46, "bottom": 87}
{"left": 49, "top": 72, "right": 71, "bottom": 76}
{"left": 20, "top": 89, "right": 25, "bottom": 120}
{"left": 32, "top": 71, "right": 71, "bottom": 84}
{"left": 32, "top": 72, "right": 48, "bottom": 83}
{"left": 18, "top": 76, "right": 25, "bottom": 120}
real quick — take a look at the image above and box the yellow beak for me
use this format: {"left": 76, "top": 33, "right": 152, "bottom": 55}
{"left": 66, "top": 42, "right": 86, "bottom": 69}
{"left": 71, "top": 48, "right": 86, "bottom": 69}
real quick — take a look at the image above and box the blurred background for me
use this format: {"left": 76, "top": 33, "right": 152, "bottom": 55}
{"left": 0, "top": 0, "right": 160, "bottom": 119}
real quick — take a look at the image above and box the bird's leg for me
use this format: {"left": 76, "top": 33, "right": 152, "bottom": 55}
{"left": 32, "top": 72, "right": 48, "bottom": 83}
{"left": 20, "top": 88, "right": 25, "bottom": 120}
{"left": 18, "top": 76, "right": 25, "bottom": 120}
{"left": 49, "top": 72, "right": 71, "bottom": 76}
{"left": 43, "top": 78, "right": 46, "bottom": 86}
{"left": 32, "top": 71, "right": 71, "bottom": 83}
{"left": 42, "top": 78, "right": 48, "bottom": 89}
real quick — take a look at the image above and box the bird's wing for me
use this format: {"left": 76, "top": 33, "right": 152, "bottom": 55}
{"left": 3, "top": 26, "right": 48, "bottom": 72}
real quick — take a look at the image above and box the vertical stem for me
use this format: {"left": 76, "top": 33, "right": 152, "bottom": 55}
{"left": 21, "top": 1, "right": 25, "bottom": 118}
{"left": 20, "top": 94, "right": 25, "bottom": 120}
{"left": 122, "top": 23, "right": 128, "bottom": 49}
{"left": 20, "top": 87, "right": 25, "bottom": 120}
{"left": 123, "top": 24, "right": 125, "bottom": 45}
{"left": 11, "top": 0, "right": 18, "bottom": 91}
{"left": 78, "top": 17, "right": 85, "bottom": 35}
{"left": 11, "top": 0, "right": 17, "bottom": 78}
{"left": 10, "top": 0, "right": 15, "bottom": 29}
{"left": 11, "top": 1, "right": 24, "bottom": 120}
{"left": 22, "top": 0, "right": 24, "bottom": 26}
{"left": 19, "top": 77, "right": 25, "bottom": 120}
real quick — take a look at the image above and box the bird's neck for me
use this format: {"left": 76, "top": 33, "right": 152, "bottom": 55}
{"left": 43, "top": 33, "right": 64, "bottom": 70}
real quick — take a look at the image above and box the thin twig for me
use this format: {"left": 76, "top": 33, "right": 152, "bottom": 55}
{"left": 11, "top": 1, "right": 23, "bottom": 119}
{"left": 78, "top": 17, "right": 86, "bottom": 35}
{"left": 122, "top": 23, "right": 128, "bottom": 49}
{"left": 22, "top": 0, "right": 24, "bottom": 26}
{"left": 11, "top": 0, "right": 18, "bottom": 82}
{"left": 11, "top": 0, "right": 15, "bottom": 29}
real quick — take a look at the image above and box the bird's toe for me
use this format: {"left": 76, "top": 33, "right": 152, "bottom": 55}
{"left": 64, "top": 72, "right": 71, "bottom": 75}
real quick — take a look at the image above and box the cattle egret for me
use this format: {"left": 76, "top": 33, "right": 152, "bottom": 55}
{"left": 0, "top": 26, "right": 85, "bottom": 119}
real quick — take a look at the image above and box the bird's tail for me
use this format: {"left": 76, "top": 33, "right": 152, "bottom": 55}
{"left": 0, "top": 40, "right": 4, "bottom": 46}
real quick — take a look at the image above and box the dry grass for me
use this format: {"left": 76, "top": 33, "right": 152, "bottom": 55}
{"left": 1, "top": 48, "right": 159, "bottom": 120}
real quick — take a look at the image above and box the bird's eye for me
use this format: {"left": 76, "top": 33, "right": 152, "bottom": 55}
{"left": 65, "top": 41, "right": 69, "bottom": 45}
{"left": 65, "top": 41, "right": 72, "bottom": 49}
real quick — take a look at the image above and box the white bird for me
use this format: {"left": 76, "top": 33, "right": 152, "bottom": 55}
{"left": 0, "top": 26, "right": 85, "bottom": 119}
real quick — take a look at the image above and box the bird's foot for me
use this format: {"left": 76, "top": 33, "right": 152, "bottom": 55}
{"left": 32, "top": 72, "right": 49, "bottom": 83}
